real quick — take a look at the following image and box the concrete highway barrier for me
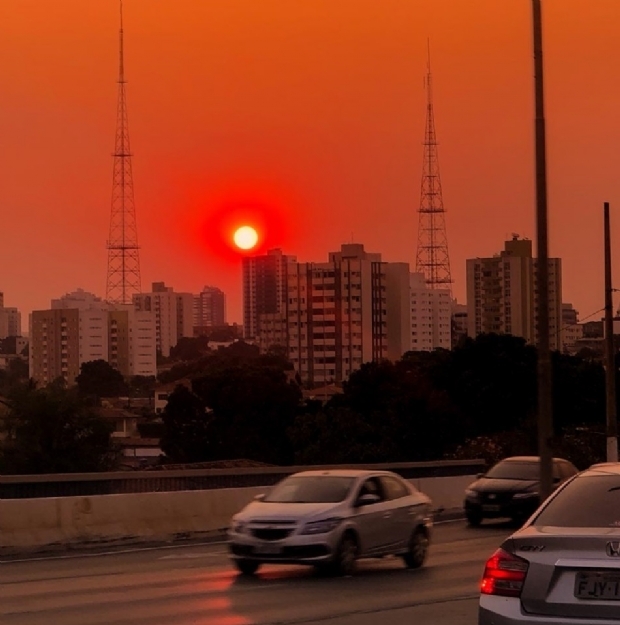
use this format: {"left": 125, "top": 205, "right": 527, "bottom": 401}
{"left": 0, "top": 474, "right": 475, "bottom": 553}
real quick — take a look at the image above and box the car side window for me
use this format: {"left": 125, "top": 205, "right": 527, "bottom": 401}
{"left": 552, "top": 462, "right": 561, "bottom": 480}
{"left": 357, "top": 477, "right": 385, "bottom": 502}
{"left": 380, "top": 476, "right": 409, "bottom": 500}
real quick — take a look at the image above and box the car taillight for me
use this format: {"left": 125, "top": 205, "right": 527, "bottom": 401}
{"left": 480, "top": 548, "right": 529, "bottom": 597}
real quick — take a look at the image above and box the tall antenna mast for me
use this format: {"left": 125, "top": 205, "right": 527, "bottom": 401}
{"left": 415, "top": 42, "right": 452, "bottom": 294}
{"left": 106, "top": 0, "right": 141, "bottom": 304}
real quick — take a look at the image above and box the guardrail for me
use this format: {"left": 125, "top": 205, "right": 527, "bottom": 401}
{"left": 0, "top": 460, "right": 485, "bottom": 499}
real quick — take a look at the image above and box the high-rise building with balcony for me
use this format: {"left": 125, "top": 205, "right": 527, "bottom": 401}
{"left": 466, "top": 236, "right": 562, "bottom": 350}
{"left": 29, "top": 289, "right": 157, "bottom": 386}
{"left": 410, "top": 272, "right": 452, "bottom": 351}
{"left": 193, "top": 286, "right": 226, "bottom": 331}
{"left": 257, "top": 244, "right": 411, "bottom": 386}
{"left": 243, "top": 249, "right": 296, "bottom": 340}
{"left": 133, "top": 282, "right": 193, "bottom": 357}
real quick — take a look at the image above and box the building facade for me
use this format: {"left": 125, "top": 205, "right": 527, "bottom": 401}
{"left": 451, "top": 301, "right": 468, "bottom": 347}
{"left": 30, "top": 289, "right": 157, "bottom": 385}
{"left": 0, "top": 291, "right": 22, "bottom": 339}
{"left": 561, "top": 303, "right": 582, "bottom": 354}
{"left": 466, "top": 236, "right": 562, "bottom": 350}
{"left": 133, "top": 282, "right": 193, "bottom": 357}
{"left": 243, "top": 248, "right": 296, "bottom": 340}
{"left": 255, "top": 244, "right": 413, "bottom": 386}
{"left": 193, "top": 286, "right": 226, "bottom": 330}
{"left": 410, "top": 272, "right": 452, "bottom": 351}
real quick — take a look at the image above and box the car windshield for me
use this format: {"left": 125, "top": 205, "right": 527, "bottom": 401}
{"left": 263, "top": 476, "right": 355, "bottom": 503}
{"left": 533, "top": 475, "right": 620, "bottom": 528}
{"left": 485, "top": 461, "right": 540, "bottom": 480}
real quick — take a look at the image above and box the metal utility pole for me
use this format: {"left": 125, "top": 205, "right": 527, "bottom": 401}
{"left": 604, "top": 202, "right": 618, "bottom": 462}
{"left": 532, "top": 0, "right": 554, "bottom": 500}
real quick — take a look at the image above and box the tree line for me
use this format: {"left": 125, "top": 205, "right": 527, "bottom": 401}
{"left": 159, "top": 333, "right": 610, "bottom": 470}
{"left": 0, "top": 333, "right": 612, "bottom": 474}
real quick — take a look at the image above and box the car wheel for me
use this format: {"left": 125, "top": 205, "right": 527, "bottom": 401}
{"left": 403, "top": 528, "right": 429, "bottom": 569}
{"left": 466, "top": 509, "right": 483, "bottom": 527}
{"left": 234, "top": 559, "right": 261, "bottom": 576}
{"left": 332, "top": 532, "right": 358, "bottom": 576}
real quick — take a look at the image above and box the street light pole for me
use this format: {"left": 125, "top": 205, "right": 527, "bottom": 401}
{"left": 532, "top": 0, "right": 554, "bottom": 500}
{"left": 603, "top": 202, "right": 618, "bottom": 462}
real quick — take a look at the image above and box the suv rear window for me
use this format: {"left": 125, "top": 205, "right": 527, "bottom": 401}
{"left": 533, "top": 475, "right": 620, "bottom": 528}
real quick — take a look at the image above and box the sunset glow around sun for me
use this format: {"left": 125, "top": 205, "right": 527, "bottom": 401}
{"left": 233, "top": 225, "right": 259, "bottom": 250}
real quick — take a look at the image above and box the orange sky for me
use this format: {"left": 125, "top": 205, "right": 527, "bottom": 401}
{"left": 2, "top": 0, "right": 620, "bottom": 326}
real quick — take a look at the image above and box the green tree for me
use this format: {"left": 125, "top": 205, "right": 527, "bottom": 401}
{"left": 0, "top": 384, "right": 118, "bottom": 474}
{"left": 429, "top": 333, "right": 538, "bottom": 437}
{"left": 128, "top": 375, "right": 157, "bottom": 398}
{"left": 192, "top": 365, "right": 302, "bottom": 465}
{"left": 160, "top": 385, "right": 212, "bottom": 463}
{"left": 169, "top": 336, "right": 210, "bottom": 362}
{"left": 76, "top": 360, "right": 128, "bottom": 399}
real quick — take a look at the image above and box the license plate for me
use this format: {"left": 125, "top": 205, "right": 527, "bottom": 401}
{"left": 575, "top": 572, "right": 620, "bottom": 600}
{"left": 482, "top": 504, "right": 501, "bottom": 512}
{"left": 254, "top": 544, "right": 282, "bottom": 555}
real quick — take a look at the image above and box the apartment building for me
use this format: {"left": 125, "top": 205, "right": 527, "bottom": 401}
{"left": 466, "top": 236, "right": 562, "bottom": 350}
{"left": 243, "top": 249, "right": 296, "bottom": 340}
{"left": 108, "top": 307, "right": 157, "bottom": 377}
{"left": 133, "top": 282, "right": 193, "bottom": 357}
{"left": 193, "top": 286, "right": 226, "bottom": 330}
{"left": 30, "top": 289, "right": 157, "bottom": 385}
{"left": 0, "top": 291, "right": 22, "bottom": 339}
{"left": 561, "top": 303, "right": 583, "bottom": 354}
{"left": 256, "top": 244, "right": 411, "bottom": 386}
{"left": 410, "top": 272, "right": 452, "bottom": 351}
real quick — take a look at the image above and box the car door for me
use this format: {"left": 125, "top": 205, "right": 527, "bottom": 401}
{"left": 379, "top": 475, "right": 416, "bottom": 551}
{"left": 353, "top": 477, "right": 391, "bottom": 555}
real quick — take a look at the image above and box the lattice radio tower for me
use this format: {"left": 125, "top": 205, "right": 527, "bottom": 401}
{"left": 415, "top": 45, "right": 452, "bottom": 294}
{"left": 105, "top": 0, "right": 141, "bottom": 304}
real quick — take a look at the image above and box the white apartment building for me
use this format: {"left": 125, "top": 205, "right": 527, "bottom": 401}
{"left": 466, "top": 236, "right": 563, "bottom": 350}
{"left": 52, "top": 288, "right": 110, "bottom": 311}
{"left": 30, "top": 289, "right": 157, "bottom": 385}
{"left": 0, "top": 291, "right": 22, "bottom": 339}
{"left": 243, "top": 249, "right": 296, "bottom": 340}
{"left": 410, "top": 272, "right": 452, "bottom": 351}
{"left": 108, "top": 306, "right": 157, "bottom": 377}
{"left": 133, "top": 282, "right": 193, "bottom": 357}
{"left": 257, "top": 244, "right": 411, "bottom": 386}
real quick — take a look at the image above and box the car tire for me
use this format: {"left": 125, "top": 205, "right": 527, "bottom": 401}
{"left": 234, "top": 559, "right": 261, "bottom": 576}
{"left": 403, "top": 528, "right": 429, "bottom": 569}
{"left": 332, "top": 532, "right": 358, "bottom": 576}
{"left": 466, "top": 509, "right": 483, "bottom": 527}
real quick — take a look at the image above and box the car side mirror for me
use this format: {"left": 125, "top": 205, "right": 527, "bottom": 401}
{"left": 254, "top": 493, "right": 266, "bottom": 501}
{"left": 356, "top": 493, "right": 380, "bottom": 507}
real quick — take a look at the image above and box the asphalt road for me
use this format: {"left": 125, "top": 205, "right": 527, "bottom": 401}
{"left": 1, "top": 521, "right": 513, "bottom": 625}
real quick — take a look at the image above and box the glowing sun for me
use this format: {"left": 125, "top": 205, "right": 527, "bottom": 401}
{"left": 233, "top": 225, "right": 259, "bottom": 250}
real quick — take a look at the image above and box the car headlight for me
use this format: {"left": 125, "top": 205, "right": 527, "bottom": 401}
{"left": 465, "top": 489, "right": 480, "bottom": 501}
{"left": 512, "top": 491, "right": 539, "bottom": 500}
{"left": 301, "top": 517, "right": 343, "bottom": 535}
{"left": 230, "top": 519, "right": 248, "bottom": 534}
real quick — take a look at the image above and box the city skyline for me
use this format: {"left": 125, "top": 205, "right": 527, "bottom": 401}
{"left": 2, "top": 0, "right": 619, "bottom": 325}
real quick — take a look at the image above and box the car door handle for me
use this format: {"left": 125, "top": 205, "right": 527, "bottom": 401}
{"left": 383, "top": 513, "right": 392, "bottom": 519}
